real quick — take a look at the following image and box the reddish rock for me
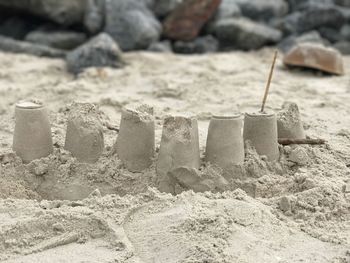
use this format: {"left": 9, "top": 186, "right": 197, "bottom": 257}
{"left": 163, "top": 0, "right": 221, "bottom": 41}
{"left": 283, "top": 43, "right": 345, "bottom": 75}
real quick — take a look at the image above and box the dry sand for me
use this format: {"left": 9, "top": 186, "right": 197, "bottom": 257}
{"left": 0, "top": 49, "right": 349, "bottom": 262}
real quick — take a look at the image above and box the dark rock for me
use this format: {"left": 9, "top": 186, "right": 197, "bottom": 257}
{"left": 334, "top": 0, "right": 350, "bottom": 7}
{"left": 173, "top": 35, "right": 219, "bottom": 54}
{"left": 84, "top": 0, "right": 105, "bottom": 34}
{"left": 297, "top": 4, "right": 346, "bottom": 33}
{"left": 234, "top": 0, "right": 288, "bottom": 21}
{"left": 66, "top": 33, "right": 125, "bottom": 74}
{"left": 153, "top": 0, "right": 183, "bottom": 18}
{"left": 163, "top": 0, "right": 221, "bottom": 41}
{"left": 148, "top": 41, "right": 172, "bottom": 52}
{"left": 26, "top": 30, "right": 87, "bottom": 50}
{"left": 0, "top": 36, "right": 66, "bottom": 58}
{"left": 214, "top": 17, "right": 282, "bottom": 50}
{"left": 318, "top": 27, "right": 343, "bottom": 43}
{"left": 0, "top": 16, "right": 37, "bottom": 40}
{"left": 278, "top": 31, "right": 326, "bottom": 53}
{"left": 0, "top": 0, "right": 85, "bottom": 26}
{"left": 340, "top": 24, "right": 350, "bottom": 41}
{"left": 104, "top": 0, "right": 161, "bottom": 51}
{"left": 271, "top": 12, "right": 302, "bottom": 36}
{"left": 333, "top": 41, "right": 350, "bottom": 54}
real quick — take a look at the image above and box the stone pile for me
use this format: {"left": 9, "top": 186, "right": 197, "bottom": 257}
{"left": 0, "top": 0, "right": 348, "bottom": 73}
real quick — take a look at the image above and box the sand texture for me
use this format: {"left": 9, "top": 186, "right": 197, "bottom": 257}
{"left": 0, "top": 50, "right": 349, "bottom": 262}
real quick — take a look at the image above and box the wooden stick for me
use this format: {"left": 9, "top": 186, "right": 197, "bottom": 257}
{"left": 261, "top": 50, "right": 278, "bottom": 113}
{"left": 278, "top": 138, "right": 326, "bottom": 145}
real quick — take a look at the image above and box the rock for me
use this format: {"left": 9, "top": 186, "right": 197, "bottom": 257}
{"left": 84, "top": 0, "right": 105, "bottom": 34}
{"left": 0, "top": 16, "right": 37, "bottom": 40}
{"left": 234, "top": 0, "right": 289, "bottom": 21}
{"left": 206, "top": 0, "right": 241, "bottom": 33}
{"left": 104, "top": 0, "right": 161, "bottom": 51}
{"left": 271, "top": 12, "right": 302, "bottom": 36}
{"left": 163, "top": 0, "right": 221, "bottom": 41}
{"left": 148, "top": 41, "right": 172, "bottom": 52}
{"left": 297, "top": 5, "right": 346, "bottom": 33}
{"left": 340, "top": 24, "right": 350, "bottom": 41}
{"left": 0, "top": 0, "right": 85, "bottom": 26}
{"left": 278, "top": 31, "right": 326, "bottom": 53}
{"left": 333, "top": 41, "right": 350, "bottom": 55}
{"left": 0, "top": 36, "right": 67, "bottom": 58}
{"left": 287, "top": 0, "right": 333, "bottom": 11}
{"left": 215, "top": 0, "right": 241, "bottom": 20}
{"left": 288, "top": 146, "right": 310, "bottom": 165}
{"left": 173, "top": 35, "right": 219, "bottom": 54}
{"left": 318, "top": 27, "right": 343, "bottom": 43}
{"left": 335, "top": 0, "right": 350, "bottom": 7}
{"left": 66, "top": 33, "right": 125, "bottom": 74}
{"left": 152, "top": 0, "right": 183, "bottom": 17}
{"left": 214, "top": 17, "right": 282, "bottom": 50}
{"left": 26, "top": 30, "right": 87, "bottom": 50}
{"left": 279, "top": 196, "right": 291, "bottom": 212}
{"left": 283, "top": 43, "right": 345, "bottom": 75}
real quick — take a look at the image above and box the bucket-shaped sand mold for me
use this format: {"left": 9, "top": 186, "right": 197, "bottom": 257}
{"left": 13, "top": 99, "right": 53, "bottom": 163}
{"left": 243, "top": 112, "right": 279, "bottom": 161}
{"left": 64, "top": 102, "right": 104, "bottom": 163}
{"left": 206, "top": 114, "right": 244, "bottom": 169}
{"left": 157, "top": 115, "right": 200, "bottom": 193}
{"left": 116, "top": 104, "right": 155, "bottom": 172}
{"left": 277, "top": 102, "right": 306, "bottom": 139}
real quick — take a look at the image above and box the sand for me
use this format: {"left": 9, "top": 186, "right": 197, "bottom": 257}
{"left": 0, "top": 49, "right": 349, "bottom": 262}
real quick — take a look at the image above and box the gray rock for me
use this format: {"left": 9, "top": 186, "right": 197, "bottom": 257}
{"left": 341, "top": 24, "right": 350, "bottom": 40}
{"left": 152, "top": 0, "right": 183, "bottom": 17}
{"left": 278, "top": 31, "right": 326, "bottom": 53}
{"left": 215, "top": 0, "right": 241, "bottom": 20}
{"left": 334, "top": 0, "right": 350, "bottom": 7}
{"left": 104, "top": 0, "right": 162, "bottom": 51}
{"left": 297, "top": 4, "right": 346, "bottom": 33}
{"left": 271, "top": 12, "right": 302, "bottom": 36}
{"left": 292, "top": 0, "right": 335, "bottom": 11}
{"left": 214, "top": 17, "right": 282, "bottom": 50}
{"left": 333, "top": 41, "right": 350, "bottom": 54}
{"left": 0, "top": 36, "right": 66, "bottom": 58}
{"left": 0, "top": 16, "right": 37, "bottom": 40}
{"left": 0, "top": 0, "right": 85, "bottom": 26}
{"left": 84, "top": 0, "right": 105, "bottom": 34}
{"left": 26, "top": 30, "right": 87, "bottom": 50}
{"left": 148, "top": 41, "right": 172, "bottom": 52}
{"left": 318, "top": 27, "right": 343, "bottom": 43}
{"left": 66, "top": 33, "right": 125, "bottom": 74}
{"left": 173, "top": 35, "right": 219, "bottom": 54}
{"left": 233, "top": 0, "right": 289, "bottom": 21}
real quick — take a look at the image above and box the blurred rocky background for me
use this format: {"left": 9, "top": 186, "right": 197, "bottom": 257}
{"left": 0, "top": 0, "right": 349, "bottom": 72}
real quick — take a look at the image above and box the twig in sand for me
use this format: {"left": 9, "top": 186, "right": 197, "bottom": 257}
{"left": 278, "top": 138, "right": 326, "bottom": 145}
{"left": 260, "top": 50, "right": 278, "bottom": 113}
{"left": 106, "top": 122, "right": 119, "bottom": 132}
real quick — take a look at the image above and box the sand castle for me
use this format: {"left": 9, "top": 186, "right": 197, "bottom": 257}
{"left": 12, "top": 99, "right": 308, "bottom": 174}
{"left": 10, "top": 52, "right": 311, "bottom": 193}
